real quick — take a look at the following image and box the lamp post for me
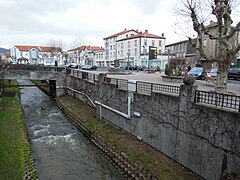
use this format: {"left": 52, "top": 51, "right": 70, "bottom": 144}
{"left": 127, "top": 52, "right": 130, "bottom": 72}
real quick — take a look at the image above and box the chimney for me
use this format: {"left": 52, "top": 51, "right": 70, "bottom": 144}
{"left": 124, "top": 28, "right": 127, "bottom": 31}
{"left": 145, "top": 30, "right": 148, "bottom": 33}
{"left": 162, "top": 33, "right": 164, "bottom": 37}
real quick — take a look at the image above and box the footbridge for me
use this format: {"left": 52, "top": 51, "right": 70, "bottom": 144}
{"left": 1, "top": 68, "right": 66, "bottom": 97}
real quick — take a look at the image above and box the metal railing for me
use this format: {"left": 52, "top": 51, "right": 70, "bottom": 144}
{"left": 195, "top": 90, "right": 240, "bottom": 112}
{"left": 136, "top": 81, "right": 153, "bottom": 95}
{"left": 153, "top": 83, "right": 180, "bottom": 94}
{"left": 67, "top": 69, "right": 240, "bottom": 112}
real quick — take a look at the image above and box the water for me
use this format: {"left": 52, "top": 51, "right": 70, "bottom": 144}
{"left": 19, "top": 80, "right": 123, "bottom": 180}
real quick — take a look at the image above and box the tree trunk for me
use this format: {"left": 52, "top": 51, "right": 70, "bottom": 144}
{"left": 215, "top": 64, "right": 228, "bottom": 93}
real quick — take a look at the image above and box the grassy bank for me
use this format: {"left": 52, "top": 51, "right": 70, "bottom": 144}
{"left": 57, "top": 95, "right": 201, "bottom": 179}
{"left": 0, "top": 80, "right": 37, "bottom": 180}
{"left": 0, "top": 97, "right": 24, "bottom": 179}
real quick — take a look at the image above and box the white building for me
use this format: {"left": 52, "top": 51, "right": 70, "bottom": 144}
{"left": 104, "top": 29, "right": 168, "bottom": 69}
{"left": 10, "top": 45, "right": 64, "bottom": 66}
{"left": 103, "top": 29, "right": 139, "bottom": 66}
{"left": 67, "top": 46, "right": 104, "bottom": 66}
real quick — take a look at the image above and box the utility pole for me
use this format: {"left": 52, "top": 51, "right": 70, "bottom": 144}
{"left": 127, "top": 52, "right": 130, "bottom": 72}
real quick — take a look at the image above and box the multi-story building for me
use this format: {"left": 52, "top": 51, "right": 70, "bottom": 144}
{"left": 165, "top": 39, "right": 197, "bottom": 67}
{"left": 10, "top": 45, "right": 64, "bottom": 66}
{"left": 103, "top": 29, "right": 139, "bottom": 66}
{"left": 67, "top": 45, "right": 104, "bottom": 66}
{"left": 104, "top": 29, "right": 168, "bottom": 69}
{"left": 165, "top": 21, "right": 240, "bottom": 69}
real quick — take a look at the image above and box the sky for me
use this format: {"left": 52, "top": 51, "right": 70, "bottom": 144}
{"left": 0, "top": 0, "right": 239, "bottom": 50}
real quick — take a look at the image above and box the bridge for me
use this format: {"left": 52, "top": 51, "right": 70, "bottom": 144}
{"left": 1, "top": 66, "right": 66, "bottom": 97}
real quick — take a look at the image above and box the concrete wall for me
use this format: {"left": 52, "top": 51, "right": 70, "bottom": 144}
{"left": 2, "top": 70, "right": 66, "bottom": 97}
{"left": 66, "top": 74, "right": 240, "bottom": 179}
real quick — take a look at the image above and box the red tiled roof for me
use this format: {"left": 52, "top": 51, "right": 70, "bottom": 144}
{"left": 15, "top": 45, "right": 61, "bottom": 52}
{"left": 103, "top": 29, "right": 139, "bottom": 39}
{"left": 69, "top": 45, "right": 104, "bottom": 52}
{"left": 117, "top": 32, "right": 165, "bottom": 42}
{"left": 3, "top": 52, "right": 11, "bottom": 57}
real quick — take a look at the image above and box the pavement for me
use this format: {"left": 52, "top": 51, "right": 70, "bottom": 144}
{"left": 105, "top": 71, "right": 240, "bottom": 96}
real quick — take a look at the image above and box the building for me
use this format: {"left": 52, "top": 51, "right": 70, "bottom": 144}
{"left": 67, "top": 45, "right": 104, "bottom": 66}
{"left": 104, "top": 29, "right": 167, "bottom": 69}
{"left": 165, "top": 39, "right": 197, "bottom": 68}
{"left": 103, "top": 29, "right": 139, "bottom": 66}
{"left": 10, "top": 45, "right": 64, "bottom": 66}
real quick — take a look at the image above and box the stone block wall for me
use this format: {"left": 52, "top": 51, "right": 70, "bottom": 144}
{"left": 66, "top": 74, "right": 240, "bottom": 179}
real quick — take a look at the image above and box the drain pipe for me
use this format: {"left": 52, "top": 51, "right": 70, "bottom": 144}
{"left": 66, "top": 87, "right": 96, "bottom": 107}
{"left": 95, "top": 96, "right": 131, "bottom": 119}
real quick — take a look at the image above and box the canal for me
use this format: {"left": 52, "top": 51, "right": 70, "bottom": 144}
{"left": 19, "top": 80, "right": 123, "bottom": 180}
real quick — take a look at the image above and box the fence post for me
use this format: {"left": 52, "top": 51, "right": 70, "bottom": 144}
{"left": 136, "top": 81, "right": 138, "bottom": 93}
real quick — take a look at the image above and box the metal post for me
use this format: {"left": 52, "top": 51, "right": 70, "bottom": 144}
{"left": 127, "top": 52, "right": 130, "bottom": 72}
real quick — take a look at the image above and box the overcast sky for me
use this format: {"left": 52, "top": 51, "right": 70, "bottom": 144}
{"left": 0, "top": 0, "right": 239, "bottom": 50}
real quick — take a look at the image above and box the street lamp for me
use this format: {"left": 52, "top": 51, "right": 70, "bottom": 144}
{"left": 127, "top": 52, "right": 130, "bottom": 72}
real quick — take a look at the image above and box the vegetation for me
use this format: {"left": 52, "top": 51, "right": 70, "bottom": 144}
{"left": 0, "top": 80, "right": 37, "bottom": 180}
{"left": 0, "top": 97, "right": 24, "bottom": 179}
{"left": 57, "top": 95, "right": 200, "bottom": 179}
{"left": 164, "top": 64, "right": 173, "bottom": 76}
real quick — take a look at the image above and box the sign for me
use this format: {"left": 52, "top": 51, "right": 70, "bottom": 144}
{"left": 149, "top": 46, "right": 157, "bottom": 60}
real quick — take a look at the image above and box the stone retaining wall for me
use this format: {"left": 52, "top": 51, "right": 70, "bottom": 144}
{"left": 66, "top": 74, "right": 240, "bottom": 179}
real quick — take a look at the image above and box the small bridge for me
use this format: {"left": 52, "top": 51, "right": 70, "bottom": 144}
{"left": 1, "top": 66, "right": 66, "bottom": 97}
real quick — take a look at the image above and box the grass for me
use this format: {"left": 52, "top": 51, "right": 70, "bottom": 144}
{"left": 0, "top": 80, "right": 20, "bottom": 97}
{"left": 57, "top": 95, "right": 201, "bottom": 179}
{"left": 0, "top": 98, "right": 24, "bottom": 180}
{"left": 0, "top": 79, "right": 37, "bottom": 179}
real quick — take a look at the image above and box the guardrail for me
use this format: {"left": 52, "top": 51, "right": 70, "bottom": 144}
{"left": 195, "top": 90, "right": 240, "bottom": 112}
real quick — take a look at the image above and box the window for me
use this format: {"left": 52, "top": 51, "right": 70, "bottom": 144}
{"left": 159, "top": 40, "right": 162, "bottom": 47}
{"left": 121, "top": 43, "right": 123, "bottom": 48}
{"left": 144, "top": 39, "right": 147, "bottom": 46}
{"left": 128, "top": 41, "right": 130, "bottom": 48}
{"left": 134, "top": 40, "right": 137, "bottom": 47}
{"left": 152, "top": 40, "right": 155, "bottom": 46}
{"left": 134, "top": 48, "right": 137, "bottom": 55}
{"left": 110, "top": 45, "right": 112, "bottom": 50}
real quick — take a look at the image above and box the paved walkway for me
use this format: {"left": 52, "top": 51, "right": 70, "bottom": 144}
{"left": 107, "top": 71, "right": 240, "bottom": 96}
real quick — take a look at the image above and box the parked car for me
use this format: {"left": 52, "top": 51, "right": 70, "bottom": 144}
{"left": 66, "top": 63, "right": 80, "bottom": 69}
{"left": 81, "top": 65, "right": 97, "bottom": 70}
{"left": 138, "top": 65, "right": 146, "bottom": 71}
{"left": 208, "top": 67, "right": 218, "bottom": 79}
{"left": 228, "top": 67, "right": 240, "bottom": 80}
{"left": 125, "top": 66, "right": 137, "bottom": 70}
{"left": 188, "top": 67, "right": 207, "bottom": 80}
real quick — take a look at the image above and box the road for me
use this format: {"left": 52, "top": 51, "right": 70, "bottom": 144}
{"left": 104, "top": 70, "right": 240, "bottom": 96}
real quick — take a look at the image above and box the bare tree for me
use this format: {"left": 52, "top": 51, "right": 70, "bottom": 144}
{"left": 48, "top": 38, "right": 65, "bottom": 66}
{"left": 175, "top": 0, "right": 240, "bottom": 93}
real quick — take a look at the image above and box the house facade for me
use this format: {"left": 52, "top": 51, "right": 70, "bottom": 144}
{"left": 10, "top": 45, "right": 64, "bottom": 66}
{"left": 67, "top": 46, "right": 104, "bottom": 66}
{"left": 165, "top": 21, "right": 240, "bottom": 70}
{"left": 104, "top": 29, "right": 168, "bottom": 69}
{"left": 103, "top": 29, "right": 139, "bottom": 66}
{"left": 165, "top": 39, "right": 198, "bottom": 68}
